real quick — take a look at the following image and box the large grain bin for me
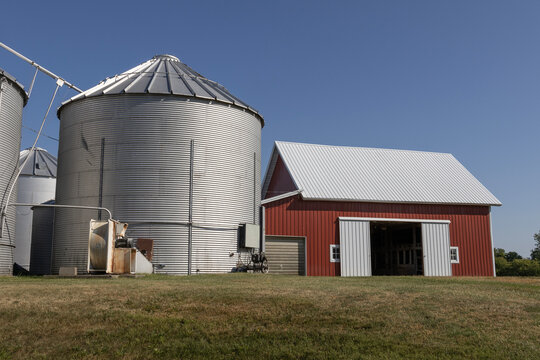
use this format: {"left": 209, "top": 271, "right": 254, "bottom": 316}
{"left": 53, "top": 55, "right": 263, "bottom": 274}
{"left": 14, "top": 148, "right": 57, "bottom": 270}
{"left": 0, "top": 69, "right": 27, "bottom": 275}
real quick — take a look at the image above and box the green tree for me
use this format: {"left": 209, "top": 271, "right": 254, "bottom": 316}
{"left": 504, "top": 251, "right": 522, "bottom": 262}
{"left": 531, "top": 231, "right": 540, "bottom": 261}
{"left": 494, "top": 248, "right": 506, "bottom": 258}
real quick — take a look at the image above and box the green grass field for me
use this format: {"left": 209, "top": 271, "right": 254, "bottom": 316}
{"left": 0, "top": 275, "right": 539, "bottom": 359}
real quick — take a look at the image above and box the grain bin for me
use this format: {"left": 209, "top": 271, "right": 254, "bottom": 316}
{"left": 14, "top": 148, "right": 57, "bottom": 270}
{"left": 0, "top": 69, "right": 27, "bottom": 275}
{"left": 53, "top": 55, "right": 263, "bottom": 274}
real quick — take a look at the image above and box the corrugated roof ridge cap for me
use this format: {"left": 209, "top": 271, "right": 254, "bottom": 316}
{"left": 275, "top": 140, "right": 454, "bottom": 157}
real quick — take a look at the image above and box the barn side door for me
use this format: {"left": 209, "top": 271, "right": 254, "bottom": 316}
{"left": 421, "top": 222, "right": 452, "bottom": 276}
{"left": 339, "top": 219, "right": 371, "bottom": 276}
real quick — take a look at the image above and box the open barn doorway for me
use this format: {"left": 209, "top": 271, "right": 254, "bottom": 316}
{"left": 370, "top": 222, "right": 423, "bottom": 275}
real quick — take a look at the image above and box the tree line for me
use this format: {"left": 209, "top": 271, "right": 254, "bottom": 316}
{"left": 494, "top": 231, "right": 540, "bottom": 276}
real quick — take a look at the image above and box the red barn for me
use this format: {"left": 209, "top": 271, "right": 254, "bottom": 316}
{"left": 261, "top": 141, "right": 501, "bottom": 277}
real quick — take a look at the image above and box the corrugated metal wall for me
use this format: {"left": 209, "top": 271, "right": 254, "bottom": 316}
{"left": 0, "top": 76, "right": 24, "bottom": 275}
{"left": 191, "top": 227, "right": 238, "bottom": 273}
{"left": 53, "top": 95, "right": 261, "bottom": 274}
{"left": 421, "top": 223, "right": 452, "bottom": 276}
{"left": 339, "top": 220, "right": 371, "bottom": 276}
{"left": 264, "top": 197, "right": 494, "bottom": 276}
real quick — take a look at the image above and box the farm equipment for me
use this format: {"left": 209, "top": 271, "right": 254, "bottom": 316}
{"left": 235, "top": 250, "right": 268, "bottom": 273}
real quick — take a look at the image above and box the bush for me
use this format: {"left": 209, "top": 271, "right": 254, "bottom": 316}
{"left": 495, "top": 257, "right": 540, "bottom": 276}
{"left": 509, "top": 259, "right": 540, "bottom": 276}
{"left": 495, "top": 257, "right": 510, "bottom": 276}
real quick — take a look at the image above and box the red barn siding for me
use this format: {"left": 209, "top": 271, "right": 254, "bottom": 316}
{"left": 264, "top": 196, "right": 494, "bottom": 277}
{"left": 265, "top": 156, "right": 297, "bottom": 198}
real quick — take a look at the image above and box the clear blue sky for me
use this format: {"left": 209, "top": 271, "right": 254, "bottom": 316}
{"left": 1, "top": 1, "right": 539, "bottom": 256}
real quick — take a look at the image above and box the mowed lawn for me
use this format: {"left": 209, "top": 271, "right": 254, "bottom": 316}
{"left": 0, "top": 275, "right": 539, "bottom": 359}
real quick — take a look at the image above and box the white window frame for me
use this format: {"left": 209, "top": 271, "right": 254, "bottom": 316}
{"left": 450, "top": 246, "right": 459, "bottom": 264}
{"left": 330, "top": 244, "right": 340, "bottom": 263}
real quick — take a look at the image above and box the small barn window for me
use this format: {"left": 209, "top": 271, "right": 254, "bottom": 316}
{"left": 450, "top": 247, "right": 459, "bottom": 264}
{"left": 330, "top": 244, "right": 340, "bottom": 262}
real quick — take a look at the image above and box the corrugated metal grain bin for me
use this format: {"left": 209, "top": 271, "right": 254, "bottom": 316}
{"left": 15, "top": 148, "right": 57, "bottom": 271}
{"left": 52, "top": 55, "right": 263, "bottom": 274}
{"left": 0, "top": 69, "right": 27, "bottom": 275}
{"left": 29, "top": 200, "right": 55, "bottom": 275}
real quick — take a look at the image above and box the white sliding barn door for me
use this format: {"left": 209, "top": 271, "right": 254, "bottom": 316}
{"left": 339, "top": 220, "right": 371, "bottom": 276}
{"left": 421, "top": 223, "right": 452, "bottom": 276}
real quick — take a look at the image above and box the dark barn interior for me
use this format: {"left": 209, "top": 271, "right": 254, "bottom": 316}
{"left": 371, "top": 222, "right": 423, "bottom": 275}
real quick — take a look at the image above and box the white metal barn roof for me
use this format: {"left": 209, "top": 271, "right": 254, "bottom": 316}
{"left": 262, "top": 141, "right": 501, "bottom": 206}
{"left": 58, "top": 54, "right": 262, "bottom": 122}
{"left": 19, "top": 147, "right": 57, "bottom": 177}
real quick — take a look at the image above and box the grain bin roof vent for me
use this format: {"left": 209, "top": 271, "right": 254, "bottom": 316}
{"left": 19, "top": 147, "right": 57, "bottom": 177}
{"left": 58, "top": 54, "right": 263, "bottom": 124}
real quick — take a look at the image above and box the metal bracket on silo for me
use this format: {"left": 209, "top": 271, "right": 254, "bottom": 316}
{"left": 188, "top": 139, "right": 194, "bottom": 275}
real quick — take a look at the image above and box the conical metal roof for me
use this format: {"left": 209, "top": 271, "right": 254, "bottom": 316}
{"left": 19, "top": 147, "right": 57, "bottom": 177}
{"left": 58, "top": 54, "right": 263, "bottom": 123}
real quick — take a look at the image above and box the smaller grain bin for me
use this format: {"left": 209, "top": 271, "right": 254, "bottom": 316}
{"left": 0, "top": 68, "right": 27, "bottom": 275}
{"left": 14, "top": 148, "right": 57, "bottom": 270}
{"left": 29, "top": 200, "right": 55, "bottom": 275}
